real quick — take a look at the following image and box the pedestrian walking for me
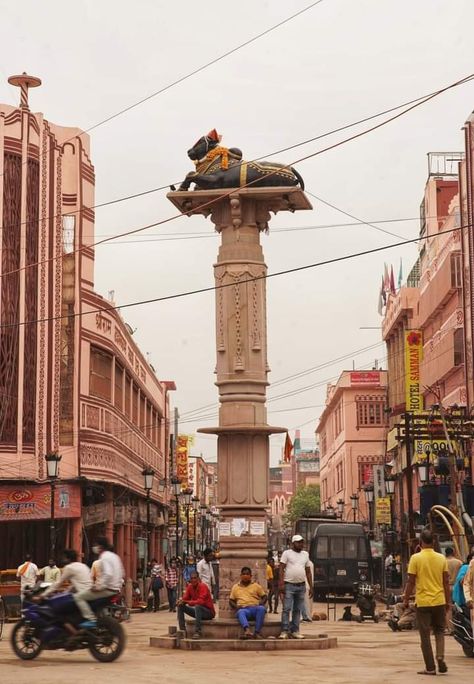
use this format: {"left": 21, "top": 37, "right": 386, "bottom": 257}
{"left": 278, "top": 534, "right": 313, "bottom": 639}
{"left": 402, "top": 529, "right": 450, "bottom": 675}
{"left": 149, "top": 559, "right": 163, "bottom": 612}
{"left": 165, "top": 558, "right": 179, "bottom": 612}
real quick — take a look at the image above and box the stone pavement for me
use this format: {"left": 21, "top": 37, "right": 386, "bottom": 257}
{"left": 0, "top": 603, "right": 471, "bottom": 684}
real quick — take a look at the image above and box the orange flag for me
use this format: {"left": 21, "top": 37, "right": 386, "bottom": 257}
{"left": 283, "top": 432, "right": 293, "bottom": 463}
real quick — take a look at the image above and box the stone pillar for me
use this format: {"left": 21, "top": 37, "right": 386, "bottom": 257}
{"left": 168, "top": 187, "right": 311, "bottom": 618}
{"left": 70, "top": 517, "right": 83, "bottom": 559}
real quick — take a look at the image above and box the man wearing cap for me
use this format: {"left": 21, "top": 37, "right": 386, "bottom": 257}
{"left": 278, "top": 535, "right": 313, "bottom": 639}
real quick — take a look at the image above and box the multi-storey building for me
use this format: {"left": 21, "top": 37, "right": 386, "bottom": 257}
{"left": 0, "top": 75, "right": 175, "bottom": 575}
{"left": 317, "top": 370, "right": 388, "bottom": 523}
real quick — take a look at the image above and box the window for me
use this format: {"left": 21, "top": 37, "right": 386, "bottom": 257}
{"left": 317, "top": 537, "right": 328, "bottom": 559}
{"left": 90, "top": 347, "right": 112, "bottom": 401}
{"left": 336, "top": 463, "right": 344, "bottom": 492}
{"left": 62, "top": 215, "right": 75, "bottom": 254}
{"left": 132, "top": 384, "right": 139, "bottom": 424}
{"left": 124, "top": 374, "right": 132, "bottom": 419}
{"left": 454, "top": 328, "right": 464, "bottom": 366}
{"left": 359, "top": 463, "right": 373, "bottom": 488}
{"left": 334, "top": 401, "right": 343, "bottom": 436}
{"left": 320, "top": 432, "right": 327, "bottom": 457}
{"left": 330, "top": 537, "right": 344, "bottom": 558}
{"left": 114, "top": 363, "right": 124, "bottom": 411}
{"left": 345, "top": 537, "right": 358, "bottom": 559}
{"left": 356, "top": 396, "right": 386, "bottom": 427}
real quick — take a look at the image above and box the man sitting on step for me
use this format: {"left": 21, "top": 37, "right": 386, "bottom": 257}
{"left": 177, "top": 571, "right": 215, "bottom": 639}
{"left": 229, "top": 566, "right": 268, "bottom": 639}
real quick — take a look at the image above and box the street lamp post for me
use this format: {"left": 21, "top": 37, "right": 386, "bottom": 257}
{"left": 171, "top": 476, "right": 182, "bottom": 558}
{"left": 350, "top": 493, "right": 359, "bottom": 522}
{"left": 206, "top": 510, "right": 212, "bottom": 547}
{"left": 200, "top": 502, "right": 207, "bottom": 553}
{"left": 182, "top": 488, "right": 193, "bottom": 558}
{"left": 142, "top": 467, "right": 155, "bottom": 580}
{"left": 45, "top": 452, "right": 61, "bottom": 558}
{"left": 336, "top": 498, "right": 345, "bottom": 520}
{"left": 363, "top": 485, "right": 375, "bottom": 531}
{"left": 192, "top": 497, "right": 200, "bottom": 555}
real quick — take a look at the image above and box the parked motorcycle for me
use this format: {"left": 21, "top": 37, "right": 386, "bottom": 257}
{"left": 10, "top": 589, "right": 126, "bottom": 662}
{"left": 451, "top": 603, "right": 474, "bottom": 658}
{"left": 353, "top": 582, "right": 378, "bottom": 622}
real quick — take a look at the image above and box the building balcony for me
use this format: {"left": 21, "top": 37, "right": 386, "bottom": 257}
{"left": 418, "top": 252, "right": 461, "bottom": 327}
{"left": 420, "top": 327, "right": 463, "bottom": 388}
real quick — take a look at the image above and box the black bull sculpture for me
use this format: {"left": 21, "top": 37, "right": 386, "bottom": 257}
{"left": 177, "top": 133, "right": 304, "bottom": 191}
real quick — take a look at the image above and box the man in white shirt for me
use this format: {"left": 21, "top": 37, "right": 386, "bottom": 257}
{"left": 74, "top": 537, "right": 124, "bottom": 628}
{"left": 16, "top": 554, "right": 38, "bottom": 601}
{"left": 278, "top": 535, "right": 313, "bottom": 639}
{"left": 197, "top": 548, "right": 215, "bottom": 594}
{"left": 42, "top": 549, "right": 92, "bottom": 597}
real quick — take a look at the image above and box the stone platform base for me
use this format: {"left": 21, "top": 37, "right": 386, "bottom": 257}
{"left": 150, "top": 634, "right": 337, "bottom": 651}
{"left": 149, "top": 619, "right": 337, "bottom": 651}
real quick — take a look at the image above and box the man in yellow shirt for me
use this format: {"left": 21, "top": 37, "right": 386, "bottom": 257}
{"left": 403, "top": 529, "right": 450, "bottom": 676}
{"left": 229, "top": 566, "right": 267, "bottom": 639}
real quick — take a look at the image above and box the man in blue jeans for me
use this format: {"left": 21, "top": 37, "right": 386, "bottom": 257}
{"left": 278, "top": 535, "right": 313, "bottom": 639}
{"left": 229, "top": 567, "right": 268, "bottom": 639}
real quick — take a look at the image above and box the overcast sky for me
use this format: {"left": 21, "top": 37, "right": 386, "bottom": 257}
{"left": 2, "top": 0, "right": 473, "bottom": 465}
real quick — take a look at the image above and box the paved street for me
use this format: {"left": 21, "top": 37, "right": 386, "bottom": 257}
{"left": 0, "top": 604, "right": 471, "bottom": 684}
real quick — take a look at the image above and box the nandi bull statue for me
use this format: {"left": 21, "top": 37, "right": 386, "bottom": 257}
{"left": 177, "top": 129, "right": 304, "bottom": 191}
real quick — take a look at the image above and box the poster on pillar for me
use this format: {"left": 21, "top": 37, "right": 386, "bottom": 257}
{"left": 176, "top": 435, "right": 189, "bottom": 487}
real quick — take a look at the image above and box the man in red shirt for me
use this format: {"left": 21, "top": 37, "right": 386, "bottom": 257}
{"left": 177, "top": 570, "right": 215, "bottom": 639}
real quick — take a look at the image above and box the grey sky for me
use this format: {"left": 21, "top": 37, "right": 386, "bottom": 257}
{"left": 2, "top": 0, "right": 473, "bottom": 464}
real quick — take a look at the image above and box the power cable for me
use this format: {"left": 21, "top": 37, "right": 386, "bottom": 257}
{"left": 0, "top": 69, "right": 471, "bottom": 283}
{"left": 0, "top": 214, "right": 467, "bottom": 332}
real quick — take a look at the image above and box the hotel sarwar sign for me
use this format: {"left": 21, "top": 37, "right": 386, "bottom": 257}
{"left": 404, "top": 330, "right": 423, "bottom": 412}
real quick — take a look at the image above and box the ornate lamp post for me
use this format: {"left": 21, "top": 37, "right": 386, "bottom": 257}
{"left": 182, "top": 488, "right": 193, "bottom": 557}
{"left": 142, "top": 467, "right": 155, "bottom": 578}
{"left": 336, "top": 498, "right": 345, "bottom": 520}
{"left": 350, "top": 492, "right": 359, "bottom": 522}
{"left": 200, "top": 502, "right": 207, "bottom": 553}
{"left": 363, "top": 485, "right": 375, "bottom": 531}
{"left": 45, "top": 452, "right": 61, "bottom": 557}
{"left": 327, "top": 503, "right": 335, "bottom": 517}
{"left": 192, "top": 496, "right": 200, "bottom": 555}
{"left": 171, "top": 476, "right": 182, "bottom": 558}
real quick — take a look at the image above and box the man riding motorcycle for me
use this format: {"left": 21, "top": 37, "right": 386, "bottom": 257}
{"left": 42, "top": 549, "right": 92, "bottom": 598}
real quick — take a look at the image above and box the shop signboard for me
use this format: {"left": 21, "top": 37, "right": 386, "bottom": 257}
{"left": 0, "top": 484, "right": 80, "bottom": 521}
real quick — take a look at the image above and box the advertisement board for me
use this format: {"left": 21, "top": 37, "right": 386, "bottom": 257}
{"left": 0, "top": 484, "right": 81, "bottom": 521}
{"left": 176, "top": 434, "right": 189, "bottom": 487}
{"left": 350, "top": 371, "right": 381, "bottom": 386}
{"left": 405, "top": 330, "right": 424, "bottom": 411}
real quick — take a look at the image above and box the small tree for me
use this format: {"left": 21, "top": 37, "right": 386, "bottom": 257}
{"left": 286, "top": 485, "right": 321, "bottom": 522}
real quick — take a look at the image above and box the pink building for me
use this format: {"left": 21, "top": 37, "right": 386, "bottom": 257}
{"left": 317, "top": 370, "right": 388, "bottom": 523}
{"left": 0, "top": 75, "right": 175, "bottom": 576}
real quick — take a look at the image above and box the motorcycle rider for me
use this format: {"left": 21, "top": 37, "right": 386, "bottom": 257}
{"left": 74, "top": 537, "right": 124, "bottom": 629}
{"left": 42, "top": 549, "right": 92, "bottom": 597}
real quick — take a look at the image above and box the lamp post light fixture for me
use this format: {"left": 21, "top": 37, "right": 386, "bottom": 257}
{"left": 192, "top": 496, "right": 200, "bottom": 555}
{"left": 170, "top": 476, "right": 182, "bottom": 557}
{"left": 363, "top": 485, "right": 375, "bottom": 530}
{"left": 45, "top": 452, "right": 61, "bottom": 557}
{"left": 415, "top": 458, "right": 430, "bottom": 485}
{"left": 384, "top": 474, "right": 397, "bottom": 496}
{"left": 182, "top": 488, "right": 193, "bottom": 558}
{"left": 336, "top": 498, "right": 345, "bottom": 519}
{"left": 141, "top": 467, "right": 155, "bottom": 578}
{"left": 350, "top": 492, "right": 359, "bottom": 523}
{"left": 327, "top": 503, "right": 335, "bottom": 516}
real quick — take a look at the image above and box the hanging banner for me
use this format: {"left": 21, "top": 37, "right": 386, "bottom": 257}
{"left": 405, "top": 330, "right": 424, "bottom": 411}
{"left": 375, "top": 497, "right": 392, "bottom": 525}
{"left": 176, "top": 434, "right": 189, "bottom": 486}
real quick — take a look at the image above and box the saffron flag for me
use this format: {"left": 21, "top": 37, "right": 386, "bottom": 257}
{"left": 389, "top": 265, "right": 396, "bottom": 294}
{"left": 377, "top": 276, "right": 384, "bottom": 315}
{"left": 283, "top": 432, "right": 293, "bottom": 463}
{"left": 383, "top": 263, "right": 390, "bottom": 291}
{"left": 398, "top": 258, "right": 403, "bottom": 289}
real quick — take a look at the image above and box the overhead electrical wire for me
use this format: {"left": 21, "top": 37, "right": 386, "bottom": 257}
{"left": 0, "top": 215, "right": 468, "bottom": 332}
{"left": 0, "top": 69, "right": 472, "bottom": 284}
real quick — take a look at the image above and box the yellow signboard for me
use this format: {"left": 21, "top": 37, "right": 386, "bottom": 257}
{"left": 375, "top": 497, "right": 392, "bottom": 525}
{"left": 405, "top": 330, "right": 424, "bottom": 412}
